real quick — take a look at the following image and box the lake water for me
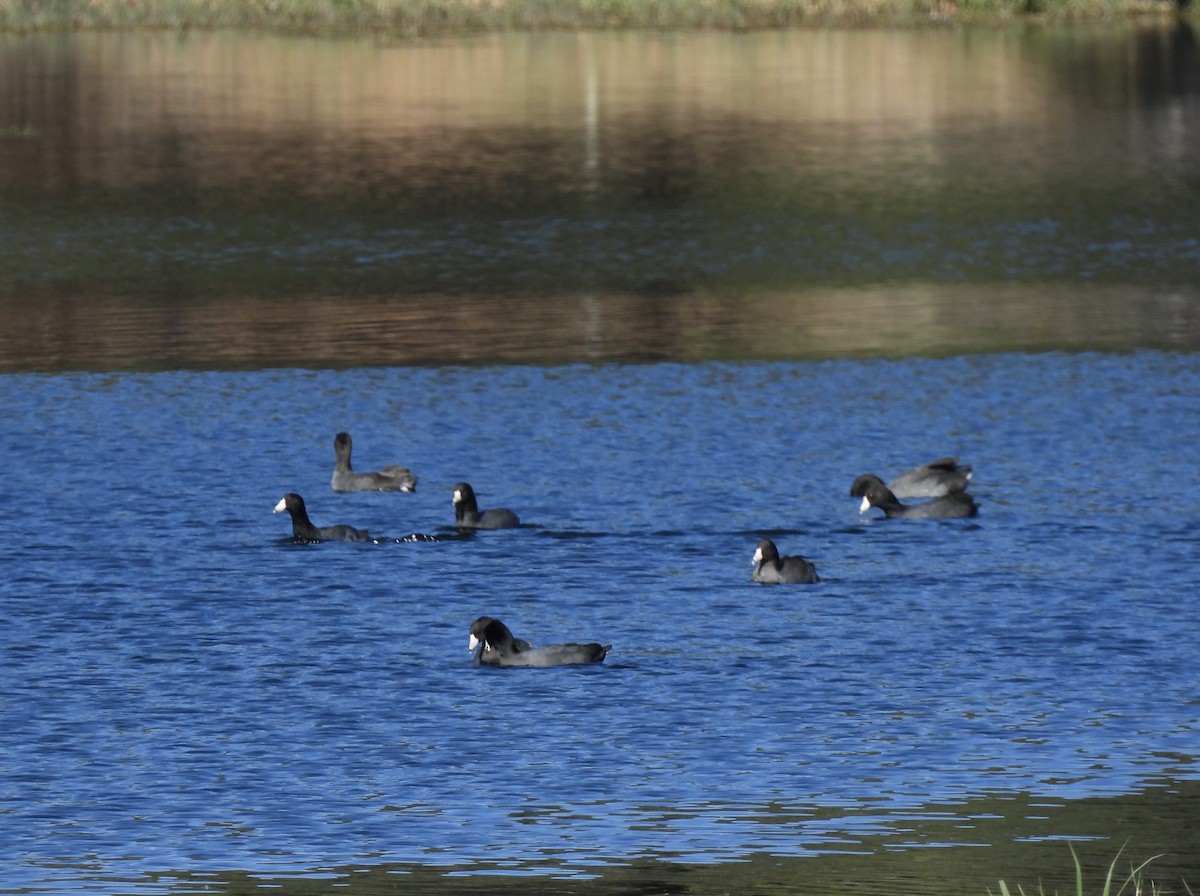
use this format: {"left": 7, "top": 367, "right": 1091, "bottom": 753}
{"left": 3, "top": 355, "right": 1199, "bottom": 894}
{"left": 1, "top": 20, "right": 1199, "bottom": 896}
{"left": 1, "top": 24, "right": 1199, "bottom": 367}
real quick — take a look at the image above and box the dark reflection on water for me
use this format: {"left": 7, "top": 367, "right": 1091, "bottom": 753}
{"left": 1, "top": 25, "right": 1199, "bottom": 368}
{"left": 1, "top": 284, "right": 1197, "bottom": 372}
{"left": 35, "top": 783, "right": 1192, "bottom": 896}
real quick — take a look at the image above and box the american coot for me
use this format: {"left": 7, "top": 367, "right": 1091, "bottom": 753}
{"left": 469, "top": 616, "right": 610, "bottom": 667}
{"left": 452, "top": 482, "right": 520, "bottom": 529}
{"left": 858, "top": 482, "right": 979, "bottom": 520}
{"left": 751, "top": 539, "right": 819, "bottom": 584}
{"left": 331, "top": 432, "right": 417, "bottom": 493}
{"left": 849, "top": 457, "right": 972, "bottom": 501}
{"left": 273, "top": 492, "right": 372, "bottom": 542}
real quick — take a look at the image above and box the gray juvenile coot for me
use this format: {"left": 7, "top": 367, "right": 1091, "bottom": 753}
{"left": 859, "top": 482, "right": 978, "bottom": 520}
{"left": 452, "top": 482, "right": 520, "bottom": 529}
{"left": 849, "top": 457, "right": 972, "bottom": 501}
{"left": 273, "top": 492, "right": 372, "bottom": 542}
{"left": 751, "top": 539, "right": 819, "bottom": 584}
{"left": 468, "top": 616, "right": 610, "bottom": 667}
{"left": 331, "top": 432, "right": 417, "bottom": 493}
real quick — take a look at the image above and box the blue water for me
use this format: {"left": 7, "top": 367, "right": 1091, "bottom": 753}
{"left": 2, "top": 352, "right": 1198, "bottom": 891}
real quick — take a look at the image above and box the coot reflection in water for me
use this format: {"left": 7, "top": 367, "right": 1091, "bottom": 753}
{"left": 0, "top": 352, "right": 1197, "bottom": 894}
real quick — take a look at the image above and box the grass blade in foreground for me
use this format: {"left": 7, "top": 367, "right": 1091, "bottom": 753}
{"left": 992, "top": 843, "right": 1168, "bottom": 896}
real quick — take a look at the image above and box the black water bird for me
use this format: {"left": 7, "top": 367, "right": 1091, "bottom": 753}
{"left": 751, "top": 539, "right": 819, "bottom": 584}
{"left": 331, "top": 431, "right": 417, "bottom": 493}
{"left": 469, "top": 616, "right": 610, "bottom": 667}
{"left": 273, "top": 492, "right": 372, "bottom": 542}
{"left": 858, "top": 482, "right": 978, "bottom": 520}
{"left": 452, "top": 482, "right": 520, "bottom": 529}
{"left": 849, "top": 457, "right": 972, "bottom": 502}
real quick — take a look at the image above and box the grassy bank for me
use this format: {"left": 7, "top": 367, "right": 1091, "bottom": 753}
{"left": 0, "top": 0, "right": 1187, "bottom": 35}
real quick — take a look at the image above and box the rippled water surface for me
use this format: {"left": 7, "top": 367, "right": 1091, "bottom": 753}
{"left": 2, "top": 353, "right": 1198, "bottom": 893}
{"left": 2, "top": 18, "right": 1199, "bottom": 896}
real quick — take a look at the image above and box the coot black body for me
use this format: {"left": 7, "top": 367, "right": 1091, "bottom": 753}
{"left": 849, "top": 457, "right": 972, "bottom": 501}
{"left": 858, "top": 482, "right": 979, "bottom": 519}
{"left": 274, "top": 492, "right": 372, "bottom": 542}
{"left": 452, "top": 482, "right": 520, "bottom": 530}
{"left": 331, "top": 432, "right": 417, "bottom": 493}
{"left": 469, "top": 616, "right": 610, "bottom": 667}
{"left": 751, "top": 539, "right": 819, "bottom": 584}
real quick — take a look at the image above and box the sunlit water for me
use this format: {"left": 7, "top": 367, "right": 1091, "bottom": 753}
{"left": 2, "top": 353, "right": 1197, "bottom": 892}
{"left": 2, "top": 19, "right": 1199, "bottom": 895}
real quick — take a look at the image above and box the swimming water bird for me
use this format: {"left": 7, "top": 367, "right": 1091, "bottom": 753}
{"left": 273, "top": 492, "right": 372, "bottom": 542}
{"left": 469, "top": 618, "right": 533, "bottom": 658}
{"left": 331, "top": 431, "right": 417, "bottom": 493}
{"left": 858, "top": 482, "right": 978, "bottom": 520}
{"left": 468, "top": 616, "right": 610, "bottom": 667}
{"left": 849, "top": 457, "right": 972, "bottom": 502}
{"left": 452, "top": 482, "right": 520, "bottom": 529}
{"left": 751, "top": 539, "right": 819, "bottom": 584}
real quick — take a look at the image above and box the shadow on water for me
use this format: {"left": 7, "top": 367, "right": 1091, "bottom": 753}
{"left": 2, "top": 284, "right": 1197, "bottom": 371}
{"left": 68, "top": 784, "right": 1200, "bottom": 895}
{"left": 1, "top": 25, "right": 1199, "bottom": 369}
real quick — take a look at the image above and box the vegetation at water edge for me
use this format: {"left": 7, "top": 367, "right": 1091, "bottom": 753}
{"left": 0, "top": 0, "right": 1190, "bottom": 34}
{"left": 992, "top": 844, "right": 1187, "bottom": 896}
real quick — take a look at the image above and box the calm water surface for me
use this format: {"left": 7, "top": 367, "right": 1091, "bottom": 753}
{"left": 2, "top": 354, "right": 1199, "bottom": 894}
{"left": 1, "top": 24, "right": 1199, "bottom": 366}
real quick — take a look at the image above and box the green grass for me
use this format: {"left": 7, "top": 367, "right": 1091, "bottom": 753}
{"left": 993, "top": 843, "right": 1181, "bottom": 896}
{"left": 0, "top": 0, "right": 1188, "bottom": 35}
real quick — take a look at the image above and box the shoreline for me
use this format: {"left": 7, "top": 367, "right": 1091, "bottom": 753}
{"left": 0, "top": 0, "right": 1191, "bottom": 36}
